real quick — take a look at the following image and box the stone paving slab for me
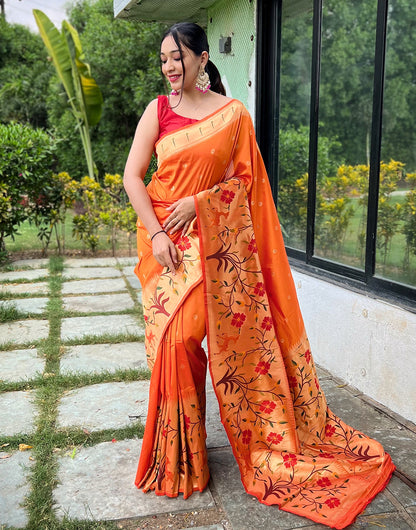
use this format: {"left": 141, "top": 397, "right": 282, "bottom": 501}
{"left": 0, "top": 390, "right": 37, "bottom": 436}
{"left": 64, "top": 257, "right": 118, "bottom": 267}
{"left": 61, "top": 278, "right": 127, "bottom": 295}
{"left": 386, "top": 475, "right": 416, "bottom": 508}
{"left": 0, "top": 451, "right": 32, "bottom": 528}
{"left": 61, "top": 314, "right": 143, "bottom": 341}
{"left": 0, "top": 319, "right": 49, "bottom": 346}
{"left": 60, "top": 342, "right": 147, "bottom": 375}
{"left": 0, "top": 348, "right": 45, "bottom": 382}
{"left": 53, "top": 439, "right": 214, "bottom": 521}
{"left": 11, "top": 258, "right": 49, "bottom": 268}
{"left": 372, "top": 428, "right": 416, "bottom": 481}
{"left": 57, "top": 381, "right": 150, "bottom": 431}
{"left": 0, "top": 297, "right": 48, "bottom": 315}
{"left": 206, "top": 387, "right": 229, "bottom": 449}
{"left": 63, "top": 292, "right": 134, "bottom": 313}
{"left": 320, "top": 379, "right": 399, "bottom": 433}
{"left": 117, "top": 257, "right": 137, "bottom": 267}
{"left": 0, "top": 268, "right": 49, "bottom": 282}
{"left": 0, "top": 281, "right": 49, "bottom": 295}
{"left": 124, "top": 274, "right": 142, "bottom": 293}
{"left": 63, "top": 266, "right": 122, "bottom": 280}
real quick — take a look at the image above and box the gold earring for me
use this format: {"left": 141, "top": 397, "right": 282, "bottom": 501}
{"left": 195, "top": 67, "right": 211, "bottom": 93}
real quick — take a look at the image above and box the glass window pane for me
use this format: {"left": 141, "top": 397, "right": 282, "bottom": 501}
{"left": 376, "top": 1, "right": 416, "bottom": 287}
{"left": 277, "top": 0, "right": 313, "bottom": 251}
{"left": 314, "top": 0, "right": 378, "bottom": 269}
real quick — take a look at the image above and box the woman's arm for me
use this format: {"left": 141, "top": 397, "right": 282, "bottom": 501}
{"left": 123, "top": 99, "right": 178, "bottom": 274}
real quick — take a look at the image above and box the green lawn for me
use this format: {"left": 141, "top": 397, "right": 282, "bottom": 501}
{"left": 4, "top": 210, "right": 134, "bottom": 257}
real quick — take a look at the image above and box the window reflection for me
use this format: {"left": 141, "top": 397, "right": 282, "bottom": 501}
{"left": 376, "top": 1, "right": 416, "bottom": 287}
{"left": 277, "top": 0, "right": 313, "bottom": 251}
{"left": 314, "top": 0, "right": 377, "bottom": 269}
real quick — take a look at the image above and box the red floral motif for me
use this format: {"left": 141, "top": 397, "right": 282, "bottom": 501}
{"left": 220, "top": 190, "right": 235, "bottom": 204}
{"left": 242, "top": 429, "right": 252, "bottom": 444}
{"left": 325, "top": 425, "right": 336, "bottom": 437}
{"left": 255, "top": 361, "right": 271, "bottom": 375}
{"left": 248, "top": 237, "right": 257, "bottom": 253}
{"left": 315, "top": 377, "right": 320, "bottom": 390}
{"left": 261, "top": 316, "right": 273, "bottom": 331}
{"left": 267, "top": 432, "right": 283, "bottom": 444}
{"left": 144, "top": 315, "right": 149, "bottom": 323}
{"left": 317, "top": 477, "right": 332, "bottom": 488}
{"left": 178, "top": 236, "right": 191, "bottom": 251}
{"left": 320, "top": 452, "right": 335, "bottom": 459}
{"left": 162, "top": 428, "right": 167, "bottom": 437}
{"left": 325, "top": 497, "right": 341, "bottom": 509}
{"left": 288, "top": 376, "right": 298, "bottom": 389}
{"left": 283, "top": 453, "right": 297, "bottom": 468}
{"left": 259, "top": 400, "right": 276, "bottom": 414}
{"left": 254, "top": 282, "right": 265, "bottom": 296}
{"left": 184, "top": 415, "right": 191, "bottom": 429}
{"left": 304, "top": 349, "right": 311, "bottom": 364}
{"left": 231, "top": 312, "right": 246, "bottom": 327}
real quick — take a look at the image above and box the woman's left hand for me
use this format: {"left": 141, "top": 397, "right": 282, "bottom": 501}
{"left": 163, "top": 196, "right": 196, "bottom": 235}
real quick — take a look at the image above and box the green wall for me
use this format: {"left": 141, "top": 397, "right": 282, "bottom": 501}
{"left": 207, "top": 0, "right": 256, "bottom": 116}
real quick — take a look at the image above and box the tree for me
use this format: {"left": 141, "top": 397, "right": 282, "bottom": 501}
{"left": 47, "top": 0, "right": 165, "bottom": 178}
{"left": 0, "top": 17, "right": 52, "bottom": 128}
{"left": 34, "top": 9, "right": 103, "bottom": 180}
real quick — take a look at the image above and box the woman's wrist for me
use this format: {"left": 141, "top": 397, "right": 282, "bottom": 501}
{"left": 150, "top": 229, "right": 167, "bottom": 241}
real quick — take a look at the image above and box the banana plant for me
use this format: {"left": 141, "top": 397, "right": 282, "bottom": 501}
{"left": 33, "top": 9, "right": 103, "bottom": 179}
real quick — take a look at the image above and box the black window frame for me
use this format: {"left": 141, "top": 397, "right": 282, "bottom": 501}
{"left": 256, "top": 0, "right": 416, "bottom": 311}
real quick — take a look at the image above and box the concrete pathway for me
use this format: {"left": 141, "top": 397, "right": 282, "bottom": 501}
{"left": 0, "top": 257, "right": 415, "bottom": 530}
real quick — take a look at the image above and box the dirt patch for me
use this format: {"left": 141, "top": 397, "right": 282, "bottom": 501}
{"left": 116, "top": 506, "right": 231, "bottom": 530}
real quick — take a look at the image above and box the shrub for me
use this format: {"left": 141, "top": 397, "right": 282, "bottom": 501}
{"left": 0, "top": 122, "right": 57, "bottom": 257}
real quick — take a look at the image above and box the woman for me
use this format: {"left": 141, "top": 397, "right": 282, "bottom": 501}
{"left": 124, "top": 22, "right": 394, "bottom": 529}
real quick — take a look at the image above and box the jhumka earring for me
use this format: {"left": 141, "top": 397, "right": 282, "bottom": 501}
{"left": 195, "top": 67, "right": 211, "bottom": 93}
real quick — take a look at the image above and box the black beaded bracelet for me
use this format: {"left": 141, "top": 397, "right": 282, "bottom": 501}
{"left": 150, "top": 229, "right": 166, "bottom": 241}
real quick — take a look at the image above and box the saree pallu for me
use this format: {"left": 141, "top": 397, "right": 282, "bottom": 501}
{"left": 134, "top": 99, "right": 395, "bottom": 528}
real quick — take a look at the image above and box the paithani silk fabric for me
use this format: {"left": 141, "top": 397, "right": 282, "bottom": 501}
{"left": 134, "top": 99, "right": 395, "bottom": 529}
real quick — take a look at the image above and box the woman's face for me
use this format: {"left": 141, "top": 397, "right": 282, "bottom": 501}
{"left": 160, "top": 35, "right": 206, "bottom": 93}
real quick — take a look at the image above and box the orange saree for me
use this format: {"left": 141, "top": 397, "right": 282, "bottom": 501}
{"left": 134, "top": 99, "right": 395, "bottom": 529}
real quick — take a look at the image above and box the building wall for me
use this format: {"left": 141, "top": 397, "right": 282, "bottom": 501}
{"left": 292, "top": 270, "right": 416, "bottom": 424}
{"left": 207, "top": 0, "right": 256, "bottom": 117}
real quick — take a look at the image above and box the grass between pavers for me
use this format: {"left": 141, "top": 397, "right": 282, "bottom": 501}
{"left": 0, "top": 276, "right": 50, "bottom": 284}
{"left": 62, "top": 331, "right": 145, "bottom": 346}
{"left": 0, "top": 303, "right": 30, "bottom": 322}
{"left": 0, "top": 338, "right": 45, "bottom": 352}
{"left": 0, "top": 255, "right": 147, "bottom": 530}
{"left": 0, "top": 291, "right": 50, "bottom": 300}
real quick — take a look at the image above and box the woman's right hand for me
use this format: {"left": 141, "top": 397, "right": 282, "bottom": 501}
{"left": 151, "top": 231, "right": 178, "bottom": 274}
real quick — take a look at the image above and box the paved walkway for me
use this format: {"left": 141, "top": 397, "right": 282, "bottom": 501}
{"left": 0, "top": 257, "right": 416, "bottom": 530}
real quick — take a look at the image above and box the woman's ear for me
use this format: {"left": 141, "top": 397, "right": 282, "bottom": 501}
{"left": 201, "top": 50, "right": 209, "bottom": 68}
